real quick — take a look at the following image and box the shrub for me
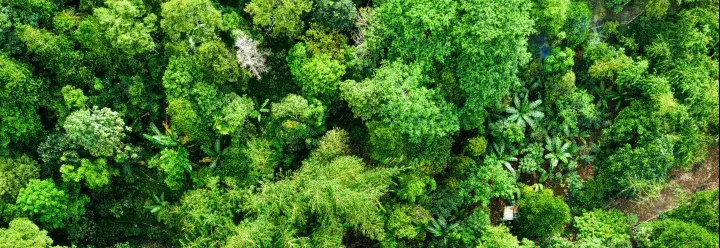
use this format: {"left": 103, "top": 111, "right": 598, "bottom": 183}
{"left": 515, "top": 187, "right": 571, "bottom": 239}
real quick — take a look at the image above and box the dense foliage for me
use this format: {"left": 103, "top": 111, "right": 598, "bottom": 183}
{"left": 0, "top": 0, "right": 717, "bottom": 246}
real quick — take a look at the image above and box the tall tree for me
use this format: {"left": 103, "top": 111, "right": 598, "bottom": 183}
{"left": 245, "top": 0, "right": 312, "bottom": 38}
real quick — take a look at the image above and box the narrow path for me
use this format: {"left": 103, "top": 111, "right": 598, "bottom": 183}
{"left": 612, "top": 147, "right": 719, "bottom": 222}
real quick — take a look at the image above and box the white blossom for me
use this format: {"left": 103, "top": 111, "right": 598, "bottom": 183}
{"left": 234, "top": 33, "right": 269, "bottom": 79}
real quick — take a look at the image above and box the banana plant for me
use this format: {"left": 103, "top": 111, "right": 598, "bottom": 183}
{"left": 426, "top": 216, "right": 459, "bottom": 246}
{"left": 492, "top": 142, "right": 518, "bottom": 175}
{"left": 144, "top": 192, "right": 169, "bottom": 221}
{"left": 592, "top": 80, "right": 624, "bottom": 112}
{"left": 142, "top": 122, "right": 187, "bottom": 148}
{"left": 506, "top": 92, "right": 544, "bottom": 130}
{"left": 532, "top": 183, "right": 544, "bottom": 192}
{"left": 544, "top": 136, "right": 572, "bottom": 173}
{"left": 200, "top": 138, "right": 225, "bottom": 168}
{"left": 250, "top": 99, "right": 270, "bottom": 122}
{"left": 524, "top": 78, "right": 541, "bottom": 92}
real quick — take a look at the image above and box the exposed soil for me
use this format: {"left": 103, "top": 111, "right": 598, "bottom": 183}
{"left": 612, "top": 147, "right": 719, "bottom": 222}
{"left": 489, "top": 197, "right": 508, "bottom": 225}
{"left": 577, "top": 164, "right": 595, "bottom": 181}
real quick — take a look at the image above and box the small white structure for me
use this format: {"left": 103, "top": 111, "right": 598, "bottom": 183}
{"left": 503, "top": 202, "right": 519, "bottom": 221}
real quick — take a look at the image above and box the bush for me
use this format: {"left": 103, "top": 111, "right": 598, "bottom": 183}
{"left": 606, "top": 0, "right": 630, "bottom": 13}
{"left": 661, "top": 189, "right": 719, "bottom": 234}
{"left": 0, "top": 218, "right": 57, "bottom": 247}
{"left": 515, "top": 187, "right": 571, "bottom": 239}
{"left": 600, "top": 139, "right": 674, "bottom": 198}
{"left": 481, "top": 225, "right": 535, "bottom": 248}
{"left": 574, "top": 209, "right": 633, "bottom": 246}
{"left": 12, "top": 179, "right": 87, "bottom": 230}
{"left": 634, "top": 219, "right": 718, "bottom": 248}
{"left": 465, "top": 136, "right": 487, "bottom": 157}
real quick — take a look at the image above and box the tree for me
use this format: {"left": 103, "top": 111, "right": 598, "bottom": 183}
{"left": 515, "top": 186, "right": 570, "bottom": 239}
{"left": 63, "top": 107, "right": 130, "bottom": 157}
{"left": 563, "top": 1, "right": 591, "bottom": 47}
{"left": 0, "top": 156, "right": 39, "bottom": 202}
{"left": 288, "top": 42, "right": 346, "bottom": 105}
{"left": 396, "top": 171, "right": 436, "bottom": 204}
{"left": 543, "top": 47, "right": 575, "bottom": 74}
{"left": 553, "top": 90, "right": 596, "bottom": 137}
{"left": 160, "top": 0, "right": 222, "bottom": 43}
{"left": 148, "top": 147, "right": 191, "bottom": 190}
{"left": 244, "top": 0, "right": 312, "bottom": 38}
{"left": 166, "top": 98, "right": 209, "bottom": 141}
{"left": 385, "top": 204, "right": 431, "bottom": 241}
{"left": 601, "top": 139, "right": 674, "bottom": 198}
{"left": 307, "top": 128, "right": 350, "bottom": 163}
{"left": 52, "top": 9, "right": 78, "bottom": 34}
{"left": 595, "top": 99, "right": 700, "bottom": 198}
{"left": 489, "top": 120, "right": 526, "bottom": 144}
{"left": 0, "top": 0, "right": 717, "bottom": 246}
{"left": 234, "top": 32, "right": 269, "bottom": 79}
{"left": 58, "top": 85, "right": 88, "bottom": 121}
{"left": 60, "top": 158, "right": 112, "bottom": 190}
{"left": 92, "top": 0, "right": 157, "bottom": 55}
{"left": 464, "top": 136, "right": 488, "bottom": 157}
{"left": 195, "top": 40, "right": 244, "bottom": 85}
{"left": 213, "top": 93, "right": 254, "bottom": 136}
{"left": 531, "top": 0, "right": 570, "bottom": 36}
{"left": 364, "top": 0, "right": 534, "bottom": 129}
{"left": 303, "top": 23, "right": 349, "bottom": 62}
{"left": 311, "top": 0, "right": 357, "bottom": 31}
{"left": 16, "top": 25, "right": 92, "bottom": 84}
{"left": 456, "top": 0, "right": 535, "bottom": 129}
{"left": 162, "top": 52, "right": 240, "bottom": 140}
{"left": 12, "top": 179, "right": 87, "bottom": 230}
{"left": 519, "top": 142, "right": 545, "bottom": 175}
{"left": 458, "top": 157, "right": 517, "bottom": 207}
{"left": 226, "top": 129, "right": 397, "bottom": 246}
{"left": 158, "top": 181, "right": 244, "bottom": 247}
{"left": 0, "top": 54, "right": 43, "bottom": 148}
{"left": 340, "top": 61, "right": 459, "bottom": 144}
{"left": 219, "top": 138, "right": 282, "bottom": 187}
{"left": 4, "top": 0, "right": 57, "bottom": 26}
{"left": 0, "top": 218, "right": 60, "bottom": 248}
{"left": 269, "top": 94, "right": 326, "bottom": 144}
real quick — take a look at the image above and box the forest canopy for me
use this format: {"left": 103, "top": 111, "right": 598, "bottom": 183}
{"left": 0, "top": 0, "right": 718, "bottom": 247}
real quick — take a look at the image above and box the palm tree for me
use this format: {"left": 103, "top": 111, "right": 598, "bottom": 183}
{"left": 506, "top": 93, "right": 545, "bottom": 129}
{"left": 544, "top": 136, "right": 572, "bottom": 173}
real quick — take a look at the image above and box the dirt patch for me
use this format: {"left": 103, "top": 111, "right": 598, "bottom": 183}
{"left": 577, "top": 164, "right": 595, "bottom": 181}
{"left": 489, "top": 198, "right": 508, "bottom": 225}
{"left": 612, "top": 147, "right": 719, "bottom": 222}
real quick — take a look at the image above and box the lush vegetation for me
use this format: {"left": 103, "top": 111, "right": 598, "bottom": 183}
{"left": 0, "top": 0, "right": 717, "bottom": 247}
